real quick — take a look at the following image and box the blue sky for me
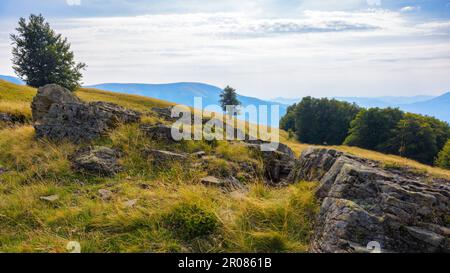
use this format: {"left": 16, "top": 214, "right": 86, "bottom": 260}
{"left": 1, "top": 0, "right": 450, "bottom": 98}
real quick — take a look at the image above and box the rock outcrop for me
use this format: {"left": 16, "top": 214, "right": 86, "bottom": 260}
{"left": 139, "top": 124, "right": 176, "bottom": 142}
{"left": 245, "top": 141, "right": 297, "bottom": 184}
{"left": 32, "top": 84, "right": 140, "bottom": 143}
{"left": 291, "top": 147, "right": 450, "bottom": 253}
{"left": 70, "top": 146, "right": 122, "bottom": 176}
{"left": 0, "top": 112, "right": 26, "bottom": 126}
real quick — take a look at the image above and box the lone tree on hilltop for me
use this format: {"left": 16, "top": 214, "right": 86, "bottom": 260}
{"left": 11, "top": 14, "right": 86, "bottom": 91}
{"left": 219, "top": 85, "right": 241, "bottom": 116}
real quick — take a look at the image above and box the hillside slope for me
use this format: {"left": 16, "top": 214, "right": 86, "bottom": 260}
{"left": 87, "top": 82, "right": 288, "bottom": 126}
{"left": 0, "top": 80, "right": 317, "bottom": 252}
{"left": 0, "top": 80, "right": 449, "bottom": 253}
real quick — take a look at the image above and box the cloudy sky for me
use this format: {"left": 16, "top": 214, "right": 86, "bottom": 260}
{"left": 1, "top": 0, "right": 450, "bottom": 99}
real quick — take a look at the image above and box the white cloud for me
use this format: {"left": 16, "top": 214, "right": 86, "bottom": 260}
{"left": 400, "top": 6, "right": 421, "bottom": 12}
{"left": 1, "top": 9, "right": 450, "bottom": 98}
{"left": 66, "top": 0, "right": 81, "bottom": 6}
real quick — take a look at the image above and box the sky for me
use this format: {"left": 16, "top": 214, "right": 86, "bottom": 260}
{"left": 1, "top": 0, "right": 450, "bottom": 99}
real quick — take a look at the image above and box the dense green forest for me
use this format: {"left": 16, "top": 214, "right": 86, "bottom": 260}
{"left": 280, "top": 97, "right": 450, "bottom": 168}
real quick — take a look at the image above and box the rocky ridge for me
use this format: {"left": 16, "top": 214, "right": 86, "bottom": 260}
{"left": 290, "top": 147, "right": 450, "bottom": 253}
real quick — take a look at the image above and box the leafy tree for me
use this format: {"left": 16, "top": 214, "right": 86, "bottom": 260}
{"left": 280, "top": 103, "right": 297, "bottom": 131}
{"left": 11, "top": 14, "right": 86, "bottom": 91}
{"left": 290, "top": 97, "right": 359, "bottom": 145}
{"left": 435, "top": 140, "right": 450, "bottom": 169}
{"left": 280, "top": 103, "right": 297, "bottom": 132}
{"left": 344, "top": 107, "right": 404, "bottom": 152}
{"left": 219, "top": 85, "right": 241, "bottom": 116}
{"left": 385, "top": 113, "right": 439, "bottom": 164}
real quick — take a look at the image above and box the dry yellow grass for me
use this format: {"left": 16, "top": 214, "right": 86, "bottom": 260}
{"left": 76, "top": 87, "right": 174, "bottom": 112}
{"left": 1, "top": 78, "right": 448, "bottom": 180}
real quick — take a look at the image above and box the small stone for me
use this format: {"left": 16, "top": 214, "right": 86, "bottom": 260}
{"left": 98, "top": 189, "right": 113, "bottom": 200}
{"left": 40, "top": 194, "right": 59, "bottom": 202}
{"left": 143, "top": 149, "right": 188, "bottom": 162}
{"left": 201, "top": 176, "right": 224, "bottom": 186}
{"left": 191, "top": 151, "right": 207, "bottom": 158}
{"left": 200, "top": 176, "right": 246, "bottom": 192}
{"left": 123, "top": 199, "right": 138, "bottom": 208}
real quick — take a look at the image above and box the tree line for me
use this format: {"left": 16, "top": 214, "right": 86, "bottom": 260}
{"left": 280, "top": 97, "right": 450, "bottom": 169}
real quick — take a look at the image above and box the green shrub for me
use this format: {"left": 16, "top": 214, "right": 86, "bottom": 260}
{"left": 435, "top": 140, "right": 450, "bottom": 169}
{"left": 164, "top": 203, "right": 218, "bottom": 240}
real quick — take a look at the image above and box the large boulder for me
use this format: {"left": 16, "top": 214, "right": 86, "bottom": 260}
{"left": 70, "top": 146, "right": 122, "bottom": 176}
{"left": 32, "top": 84, "right": 140, "bottom": 143}
{"left": 31, "top": 84, "right": 81, "bottom": 122}
{"left": 292, "top": 147, "right": 450, "bottom": 253}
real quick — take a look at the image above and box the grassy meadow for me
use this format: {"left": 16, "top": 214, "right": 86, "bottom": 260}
{"left": 0, "top": 79, "right": 448, "bottom": 252}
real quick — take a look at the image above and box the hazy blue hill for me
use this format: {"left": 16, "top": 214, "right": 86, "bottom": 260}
{"left": 88, "top": 82, "right": 288, "bottom": 126}
{"left": 0, "top": 75, "right": 24, "bottom": 85}
{"left": 401, "top": 92, "right": 450, "bottom": 123}
{"left": 273, "top": 95, "right": 435, "bottom": 108}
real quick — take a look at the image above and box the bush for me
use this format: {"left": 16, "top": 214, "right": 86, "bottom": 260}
{"left": 164, "top": 203, "right": 218, "bottom": 240}
{"left": 435, "top": 140, "right": 450, "bottom": 169}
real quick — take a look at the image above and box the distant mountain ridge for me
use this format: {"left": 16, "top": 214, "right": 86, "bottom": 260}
{"left": 1, "top": 75, "right": 447, "bottom": 123}
{"left": 87, "top": 82, "right": 288, "bottom": 126}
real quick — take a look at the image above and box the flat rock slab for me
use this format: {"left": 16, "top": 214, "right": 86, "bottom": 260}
{"left": 200, "top": 176, "right": 246, "bottom": 192}
{"left": 40, "top": 194, "right": 59, "bottom": 202}
{"left": 70, "top": 146, "right": 122, "bottom": 176}
{"left": 293, "top": 147, "right": 450, "bottom": 253}
{"left": 143, "top": 149, "right": 188, "bottom": 162}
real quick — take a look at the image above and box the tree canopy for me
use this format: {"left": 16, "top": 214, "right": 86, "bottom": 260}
{"left": 11, "top": 14, "right": 85, "bottom": 91}
{"left": 281, "top": 97, "right": 450, "bottom": 166}
{"left": 344, "top": 107, "right": 404, "bottom": 152}
{"left": 219, "top": 85, "right": 241, "bottom": 116}
{"left": 281, "top": 97, "right": 359, "bottom": 145}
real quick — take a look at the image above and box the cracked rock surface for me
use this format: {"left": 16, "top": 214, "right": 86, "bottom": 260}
{"left": 291, "top": 147, "right": 450, "bottom": 253}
